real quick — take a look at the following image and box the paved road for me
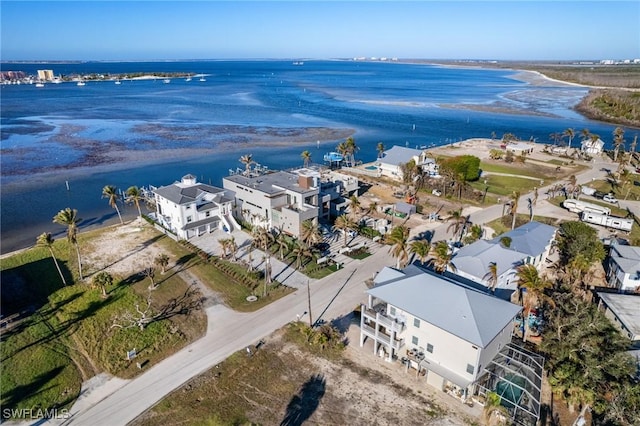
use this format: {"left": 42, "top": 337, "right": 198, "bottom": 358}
{"left": 52, "top": 247, "right": 392, "bottom": 426}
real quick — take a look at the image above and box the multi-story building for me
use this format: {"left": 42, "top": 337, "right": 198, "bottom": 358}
{"left": 151, "top": 174, "right": 236, "bottom": 240}
{"left": 223, "top": 169, "right": 320, "bottom": 237}
{"left": 223, "top": 166, "right": 359, "bottom": 237}
{"left": 37, "top": 69, "right": 54, "bottom": 81}
{"left": 360, "top": 264, "right": 521, "bottom": 396}
{"left": 607, "top": 244, "right": 640, "bottom": 292}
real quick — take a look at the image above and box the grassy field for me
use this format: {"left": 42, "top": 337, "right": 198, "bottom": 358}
{"left": 0, "top": 222, "right": 306, "bottom": 419}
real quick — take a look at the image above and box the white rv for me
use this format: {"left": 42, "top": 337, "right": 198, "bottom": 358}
{"left": 581, "top": 212, "right": 633, "bottom": 232}
{"left": 563, "top": 199, "right": 611, "bottom": 215}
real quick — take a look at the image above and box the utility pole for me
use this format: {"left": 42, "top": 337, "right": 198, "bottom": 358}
{"left": 307, "top": 280, "right": 313, "bottom": 327}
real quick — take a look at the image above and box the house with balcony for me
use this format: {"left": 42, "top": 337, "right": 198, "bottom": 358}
{"left": 450, "top": 221, "right": 557, "bottom": 299}
{"left": 377, "top": 145, "right": 438, "bottom": 180}
{"left": 360, "top": 265, "right": 521, "bottom": 395}
{"left": 606, "top": 244, "right": 640, "bottom": 292}
{"left": 223, "top": 169, "right": 320, "bottom": 238}
{"left": 151, "top": 174, "right": 236, "bottom": 240}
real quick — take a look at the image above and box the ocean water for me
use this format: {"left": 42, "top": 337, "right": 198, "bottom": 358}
{"left": 0, "top": 60, "right": 630, "bottom": 252}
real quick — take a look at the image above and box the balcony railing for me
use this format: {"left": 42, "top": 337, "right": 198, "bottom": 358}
{"left": 362, "top": 306, "right": 405, "bottom": 333}
{"left": 361, "top": 324, "right": 404, "bottom": 351}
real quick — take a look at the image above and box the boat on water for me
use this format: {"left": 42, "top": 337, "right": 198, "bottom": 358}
{"left": 199, "top": 77, "right": 206, "bottom": 82}
{"left": 185, "top": 77, "right": 192, "bottom": 82}
{"left": 293, "top": 61, "right": 304, "bottom": 66}
{"left": 77, "top": 81, "right": 86, "bottom": 86}
{"left": 115, "top": 80, "right": 122, "bottom": 85}
{"left": 35, "top": 82, "right": 45, "bottom": 88}
{"left": 163, "top": 79, "right": 170, "bottom": 84}
{"left": 323, "top": 152, "right": 344, "bottom": 163}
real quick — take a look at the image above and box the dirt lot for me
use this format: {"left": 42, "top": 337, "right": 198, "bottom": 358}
{"left": 134, "top": 318, "right": 482, "bottom": 426}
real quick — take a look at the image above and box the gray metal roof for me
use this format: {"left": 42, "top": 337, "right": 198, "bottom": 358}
{"left": 154, "top": 181, "right": 227, "bottom": 205}
{"left": 597, "top": 292, "right": 640, "bottom": 339}
{"left": 379, "top": 145, "right": 429, "bottom": 167}
{"left": 488, "top": 221, "right": 556, "bottom": 257}
{"left": 610, "top": 245, "right": 640, "bottom": 274}
{"left": 452, "top": 239, "right": 526, "bottom": 279}
{"left": 224, "top": 171, "right": 316, "bottom": 195}
{"left": 368, "top": 265, "right": 521, "bottom": 347}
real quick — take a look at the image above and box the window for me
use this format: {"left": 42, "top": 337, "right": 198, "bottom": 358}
{"left": 187, "top": 216, "right": 192, "bottom": 223}
{"left": 389, "top": 306, "right": 396, "bottom": 316}
{"left": 413, "top": 318, "right": 421, "bottom": 328}
{"left": 426, "top": 343, "right": 433, "bottom": 353}
{"left": 466, "top": 364, "right": 474, "bottom": 375}
{"left": 186, "top": 205, "right": 191, "bottom": 210}
{"left": 206, "top": 211, "right": 210, "bottom": 217}
{"left": 412, "top": 336, "right": 419, "bottom": 346}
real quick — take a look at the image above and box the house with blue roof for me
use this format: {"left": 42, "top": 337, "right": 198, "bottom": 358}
{"left": 450, "top": 221, "right": 557, "bottom": 297}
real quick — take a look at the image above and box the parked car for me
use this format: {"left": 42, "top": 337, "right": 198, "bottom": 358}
{"left": 593, "top": 191, "right": 606, "bottom": 199}
{"left": 603, "top": 194, "right": 618, "bottom": 203}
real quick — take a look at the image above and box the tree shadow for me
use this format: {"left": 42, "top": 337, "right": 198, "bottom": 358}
{"left": 153, "top": 285, "right": 205, "bottom": 322}
{"left": 1, "top": 365, "right": 65, "bottom": 413}
{"left": 280, "top": 374, "right": 326, "bottom": 426}
{"left": 1, "top": 258, "right": 72, "bottom": 317}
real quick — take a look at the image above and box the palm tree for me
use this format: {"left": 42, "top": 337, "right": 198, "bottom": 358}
{"left": 509, "top": 191, "right": 521, "bottom": 230}
{"left": 376, "top": 142, "right": 385, "bottom": 158}
{"left": 102, "top": 185, "right": 123, "bottom": 224}
{"left": 92, "top": 271, "right": 113, "bottom": 298}
{"left": 301, "top": 150, "right": 312, "bottom": 167}
{"left": 155, "top": 253, "right": 170, "bottom": 274}
{"left": 36, "top": 232, "right": 67, "bottom": 286}
{"left": 336, "top": 141, "right": 348, "bottom": 166}
{"left": 332, "top": 214, "right": 355, "bottom": 247}
{"left": 344, "top": 136, "right": 359, "bottom": 166}
{"left": 612, "top": 127, "right": 625, "bottom": 162}
{"left": 580, "top": 128, "right": 591, "bottom": 142}
{"left": 239, "top": 154, "right": 254, "bottom": 175}
{"left": 53, "top": 208, "right": 83, "bottom": 280}
{"left": 125, "top": 186, "right": 144, "bottom": 219}
{"left": 463, "top": 224, "right": 483, "bottom": 244}
{"left": 563, "top": 128, "right": 575, "bottom": 150}
{"left": 275, "top": 231, "right": 290, "bottom": 260}
{"left": 300, "top": 220, "right": 321, "bottom": 247}
{"left": 348, "top": 194, "right": 361, "bottom": 220}
{"left": 428, "top": 241, "right": 455, "bottom": 274}
{"left": 409, "top": 238, "right": 431, "bottom": 266}
{"left": 290, "top": 241, "right": 312, "bottom": 270}
{"left": 218, "top": 237, "right": 231, "bottom": 258}
{"left": 483, "top": 262, "right": 498, "bottom": 293}
{"left": 386, "top": 225, "right": 410, "bottom": 269}
{"left": 446, "top": 208, "right": 466, "bottom": 241}
{"left": 516, "top": 264, "right": 553, "bottom": 315}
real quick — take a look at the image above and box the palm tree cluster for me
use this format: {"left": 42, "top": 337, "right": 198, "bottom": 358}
{"left": 335, "top": 137, "right": 359, "bottom": 167}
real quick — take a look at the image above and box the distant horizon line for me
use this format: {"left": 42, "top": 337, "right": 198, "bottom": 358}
{"left": 1, "top": 57, "right": 633, "bottom": 64}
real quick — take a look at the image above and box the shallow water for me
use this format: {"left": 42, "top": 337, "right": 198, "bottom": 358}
{"left": 0, "top": 60, "right": 630, "bottom": 253}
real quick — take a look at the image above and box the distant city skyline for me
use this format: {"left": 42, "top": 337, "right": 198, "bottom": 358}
{"left": 1, "top": 1, "right": 638, "bottom": 61}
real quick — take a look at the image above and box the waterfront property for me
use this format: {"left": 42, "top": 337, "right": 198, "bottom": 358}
{"left": 581, "top": 137, "right": 604, "bottom": 155}
{"left": 360, "top": 264, "right": 543, "bottom": 425}
{"left": 606, "top": 244, "right": 640, "bottom": 292}
{"left": 151, "top": 174, "right": 236, "bottom": 240}
{"left": 377, "top": 145, "right": 439, "bottom": 180}
{"left": 222, "top": 166, "right": 358, "bottom": 237}
{"left": 450, "top": 221, "right": 557, "bottom": 297}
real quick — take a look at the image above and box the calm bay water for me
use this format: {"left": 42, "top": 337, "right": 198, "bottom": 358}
{"left": 0, "top": 60, "right": 630, "bottom": 253}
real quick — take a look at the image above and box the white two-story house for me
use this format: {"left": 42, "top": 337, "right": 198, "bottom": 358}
{"left": 152, "top": 174, "right": 235, "bottom": 240}
{"left": 360, "top": 265, "right": 521, "bottom": 398}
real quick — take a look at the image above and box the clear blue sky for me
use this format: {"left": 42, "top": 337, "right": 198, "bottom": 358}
{"left": 2, "top": 1, "right": 639, "bottom": 61}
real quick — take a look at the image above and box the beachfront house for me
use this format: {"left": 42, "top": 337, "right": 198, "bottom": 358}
{"left": 223, "top": 168, "right": 320, "bottom": 237}
{"left": 581, "top": 138, "right": 604, "bottom": 155}
{"left": 450, "top": 221, "right": 557, "bottom": 298}
{"left": 360, "top": 265, "right": 521, "bottom": 396}
{"left": 606, "top": 245, "right": 640, "bottom": 292}
{"left": 377, "top": 146, "right": 438, "bottom": 180}
{"left": 151, "top": 174, "right": 236, "bottom": 240}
